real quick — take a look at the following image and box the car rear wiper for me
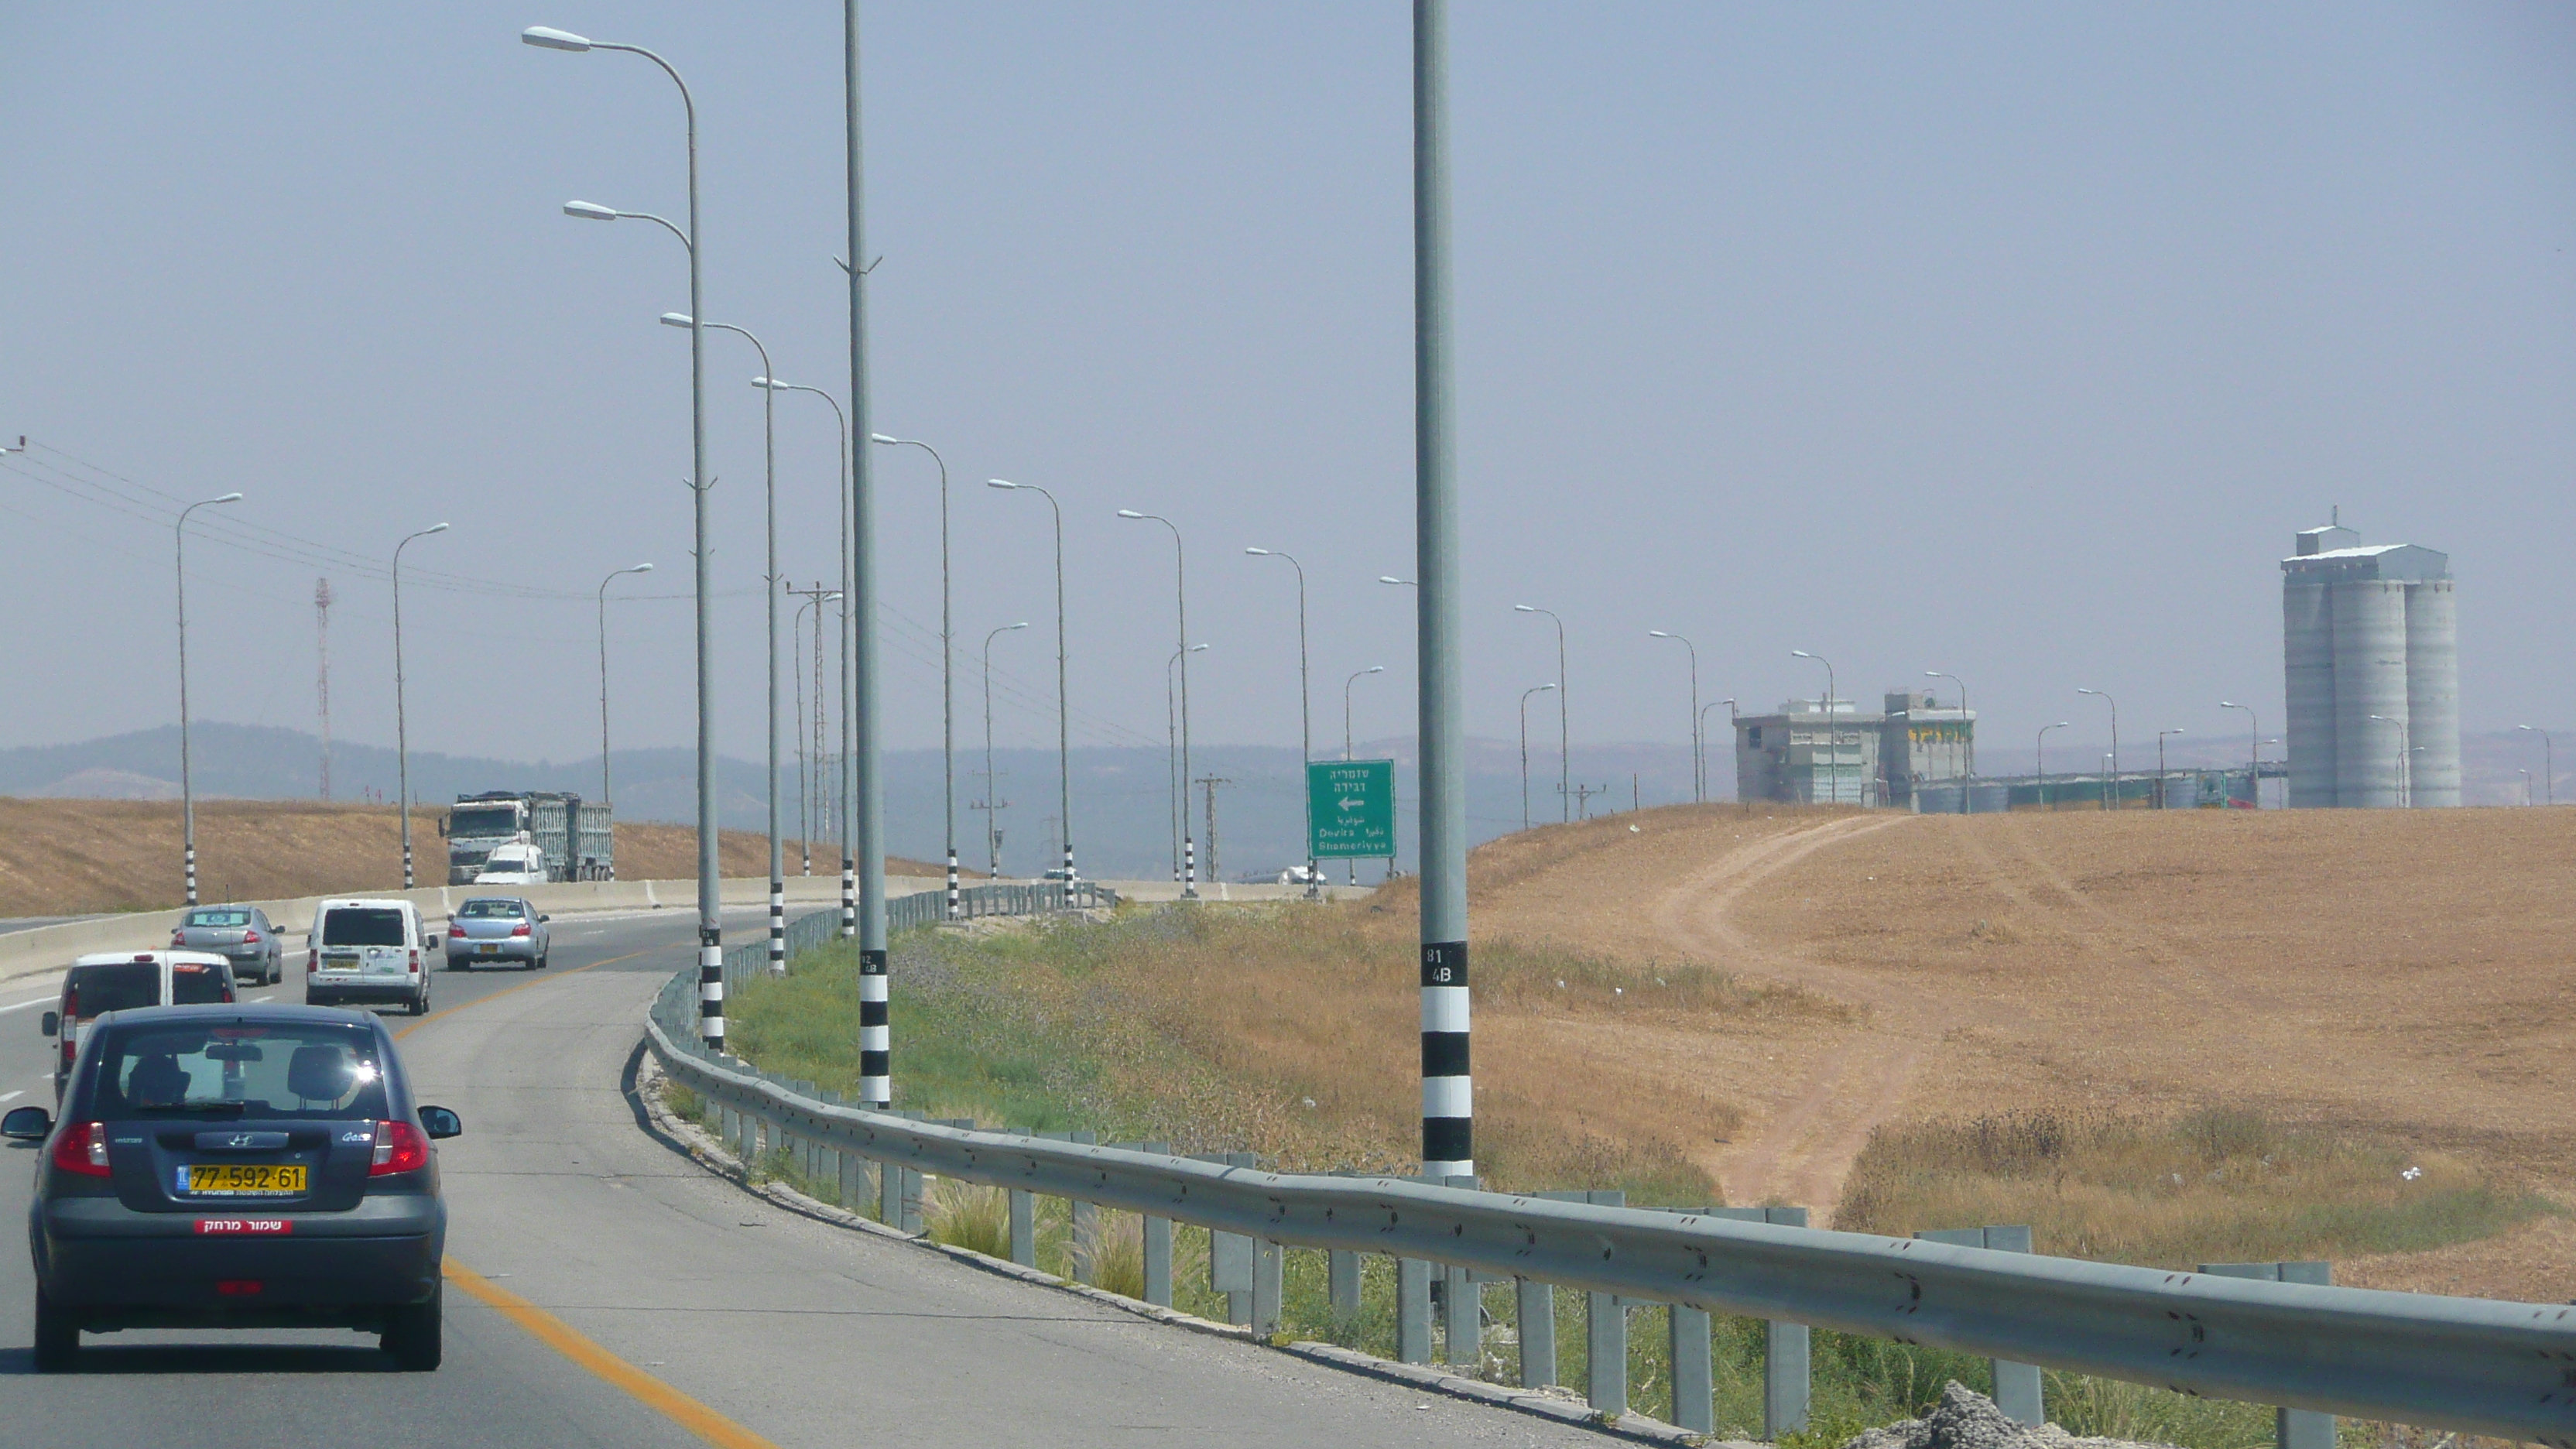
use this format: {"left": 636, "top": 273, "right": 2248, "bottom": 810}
{"left": 149, "top": 1101, "right": 251, "bottom": 1117}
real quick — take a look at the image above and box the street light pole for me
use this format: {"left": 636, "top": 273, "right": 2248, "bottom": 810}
{"left": 758, "top": 377, "right": 851, "bottom": 913}
{"left": 1649, "top": 630, "right": 1701, "bottom": 802}
{"left": 596, "top": 563, "right": 654, "bottom": 822}
{"left": 391, "top": 522, "right": 450, "bottom": 891}
{"left": 2038, "top": 721, "right": 2070, "bottom": 809}
{"left": 2077, "top": 688, "right": 2119, "bottom": 810}
{"left": 1247, "top": 548, "right": 1315, "bottom": 889}
{"left": 1792, "top": 650, "right": 1838, "bottom": 805}
{"left": 1347, "top": 665, "right": 1386, "bottom": 886}
{"left": 1925, "top": 670, "right": 1972, "bottom": 787}
{"left": 989, "top": 481, "right": 1075, "bottom": 881}
{"left": 838, "top": 0, "right": 890, "bottom": 1108}
{"left": 174, "top": 491, "right": 242, "bottom": 906}
{"left": 2520, "top": 725, "right": 2554, "bottom": 807}
{"left": 2156, "top": 728, "right": 2184, "bottom": 808}
{"left": 1515, "top": 605, "right": 1569, "bottom": 820}
{"left": 1163, "top": 644, "right": 1208, "bottom": 882}
{"left": 663, "top": 313, "right": 786, "bottom": 971}
{"left": 2220, "top": 701, "right": 2257, "bottom": 808}
{"left": 2370, "top": 714, "right": 2410, "bottom": 807}
{"left": 1701, "top": 697, "right": 1738, "bottom": 806}
{"left": 1122, "top": 510, "right": 1195, "bottom": 899}
{"left": 980, "top": 622, "right": 1028, "bottom": 879}
{"left": 527, "top": 22, "right": 724, "bottom": 1046}
{"left": 875, "top": 434, "right": 957, "bottom": 917}
{"left": 1519, "top": 683, "right": 1557, "bottom": 830}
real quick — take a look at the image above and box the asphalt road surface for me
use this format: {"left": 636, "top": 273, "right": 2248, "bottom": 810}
{"left": 0, "top": 906, "right": 1611, "bottom": 1447}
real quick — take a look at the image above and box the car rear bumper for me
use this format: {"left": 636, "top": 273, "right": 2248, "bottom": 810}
{"left": 32, "top": 1198, "right": 445, "bottom": 1316}
{"left": 447, "top": 942, "right": 537, "bottom": 964}
{"left": 306, "top": 976, "right": 422, "bottom": 1003}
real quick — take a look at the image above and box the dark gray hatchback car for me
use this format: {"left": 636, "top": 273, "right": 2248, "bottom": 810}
{"left": 3, "top": 1003, "right": 462, "bottom": 1371}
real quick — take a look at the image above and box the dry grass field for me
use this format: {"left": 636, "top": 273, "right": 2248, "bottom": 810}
{"left": 0, "top": 796, "right": 937, "bottom": 915}
{"left": 1456, "top": 801, "right": 2576, "bottom": 1300}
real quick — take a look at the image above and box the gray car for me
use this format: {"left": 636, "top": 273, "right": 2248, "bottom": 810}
{"left": 443, "top": 896, "right": 550, "bottom": 971}
{"left": 171, "top": 905, "right": 285, "bottom": 986}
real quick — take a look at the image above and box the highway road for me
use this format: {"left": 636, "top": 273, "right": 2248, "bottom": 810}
{"left": 0, "top": 906, "right": 1610, "bottom": 1447}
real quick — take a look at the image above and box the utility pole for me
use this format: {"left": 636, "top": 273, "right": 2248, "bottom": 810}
{"left": 1196, "top": 776, "right": 1234, "bottom": 884}
{"left": 314, "top": 578, "right": 334, "bottom": 800}
{"left": 1562, "top": 781, "right": 1608, "bottom": 820}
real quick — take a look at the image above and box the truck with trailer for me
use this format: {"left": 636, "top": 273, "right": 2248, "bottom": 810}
{"left": 440, "top": 791, "right": 614, "bottom": 884}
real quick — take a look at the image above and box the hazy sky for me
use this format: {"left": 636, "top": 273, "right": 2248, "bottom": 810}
{"left": 4, "top": 3, "right": 2571, "bottom": 771}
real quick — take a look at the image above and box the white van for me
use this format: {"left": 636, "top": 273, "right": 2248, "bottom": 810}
{"left": 474, "top": 842, "right": 550, "bottom": 885}
{"left": 306, "top": 897, "right": 436, "bottom": 1016}
{"left": 42, "top": 951, "right": 238, "bottom": 1099}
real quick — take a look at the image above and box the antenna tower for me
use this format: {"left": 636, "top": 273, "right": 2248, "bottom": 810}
{"left": 314, "top": 577, "right": 334, "bottom": 798}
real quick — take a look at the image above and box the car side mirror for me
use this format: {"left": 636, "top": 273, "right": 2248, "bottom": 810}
{"left": 2, "top": 1105, "right": 51, "bottom": 1140}
{"left": 417, "top": 1105, "right": 463, "bottom": 1139}
{"left": 40, "top": 1011, "right": 59, "bottom": 1037}
{"left": 538, "top": 914, "right": 550, "bottom": 923}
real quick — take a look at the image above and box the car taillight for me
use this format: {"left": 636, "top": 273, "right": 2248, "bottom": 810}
{"left": 407, "top": 949, "right": 420, "bottom": 974}
{"left": 243, "top": 929, "right": 261, "bottom": 946}
{"left": 510, "top": 923, "right": 531, "bottom": 938}
{"left": 51, "top": 1121, "right": 109, "bottom": 1177}
{"left": 307, "top": 949, "right": 318, "bottom": 974}
{"left": 448, "top": 923, "right": 467, "bottom": 939}
{"left": 369, "top": 1119, "right": 429, "bottom": 1176}
{"left": 171, "top": 930, "right": 185, "bottom": 948}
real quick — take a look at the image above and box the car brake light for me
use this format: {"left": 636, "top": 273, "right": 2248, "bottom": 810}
{"left": 407, "top": 949, "right": 420, "bottom": 974}
{"left": 51, "top": 1121, "right": 109, "bottom": 1177}
{"left": 369, "top": 1119, "right": 429, "bottom": 1176}
{"left": 448, "top": 923, "right": 467, "bottom": 939}
{"left": 307, "top": 949, "right": 318, "bottom": 974}
{"left": 510, "top": 923, "right": 532, "bottom": 938}
{"left": 243, "top": 929, "right": 261, "bottom": 946}
{"left": 172, "top": 930, "right": 185, "bottom": 948}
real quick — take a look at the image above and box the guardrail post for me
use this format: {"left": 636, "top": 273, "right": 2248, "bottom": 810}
{"left": 1398, "top": 1256, "right": 1433, "bottom": 1364}
{"left": 1441, "top": 1173, "right": 1482, "bottom": 1367}
{"left": 2202, "top": 1260, "right": 2336, "bottom": 1449}
{"left": 1142, "top": 1141, "right": 1173, "bottom": 1306}
{"left": 1516, "top": 1277, "right": 1556, "bottom": 1388}
{"left": 1706, "top": 1205, "right": 1811, "bottom": 1435}
{"left": 1329, "top": 1249, "right": 1362, "bottom": 1320}
{"left": 840, "top": 1147, "right": 869, "bottom": 1218}
{"left": 1585, "top": 1189, "right": 1628, "bottom": 1415}
{"left": 1252, "top": 1237, "right": 1283, "bottom": 1336}
{"left": 1009, "top": 1184, "right": 1036, "bottom": 1266}
{"left": 1070, "top": 1129, "right": 1099, "bottom": 1283}
{"left": 1669, "top": 1302, "right": 1713, "bottom": 1434}
{"left": 1919, "top": 1225, "right": 2040, "bottom": 1423}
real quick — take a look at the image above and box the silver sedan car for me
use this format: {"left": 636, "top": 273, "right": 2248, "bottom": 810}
{"left": 170, "top": 904, "right": 284, "bottom": 985}
{"left": 443, "top": 896, "right": 550, "bottom": 971}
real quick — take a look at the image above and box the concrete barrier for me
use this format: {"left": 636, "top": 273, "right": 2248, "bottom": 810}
{"left": 0, "top": 875, "right": 947, "bottom": 987}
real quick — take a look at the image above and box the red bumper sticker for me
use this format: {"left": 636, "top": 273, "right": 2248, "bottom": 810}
{"left": 195, "top": 1218, "right": 292, "bottom": 1235}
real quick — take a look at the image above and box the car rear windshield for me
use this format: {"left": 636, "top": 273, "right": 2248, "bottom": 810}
{"left": 170, "top": 963, "right": 230, "bottom": 1005}
{"left": 91, "top": 1019, "right": 390, "bottom": 1122}
{"left": 319, "top": 908, "right": 408, "bottom": 946}
{"left": 67, "top": 963, "right": 159, "bottom": 1017}
{"left": 185, "top": 909, "right": 251, "bottom": 927}
{"left": 457, "top": 899, "right": 526, "bottom": 919}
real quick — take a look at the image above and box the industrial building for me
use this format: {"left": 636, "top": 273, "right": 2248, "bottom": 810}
{"left": 2281, "top": 517, "right": 2458, "bottom": 808}
{"left": 1734, "top": 691, "right": 1974, "bottom": 806}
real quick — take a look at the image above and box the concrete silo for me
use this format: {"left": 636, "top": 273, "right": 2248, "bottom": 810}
{"left": 2279, "top": 519, "right": 2457, "bottom": 807}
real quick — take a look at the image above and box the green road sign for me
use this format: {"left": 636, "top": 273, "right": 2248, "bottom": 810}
{"left": 1308, "top": 759, "right": 1396, "bottom": 859}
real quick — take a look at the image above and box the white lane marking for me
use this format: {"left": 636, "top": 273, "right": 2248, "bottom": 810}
{"left": 0, "top": 1091, "right": 21, "bottom": 1105}
{"left": 0, "top": 995, "right": 59, "bottom": 1016}
{"left": 252, "top": 994, "right": 276, "bottom": 1002}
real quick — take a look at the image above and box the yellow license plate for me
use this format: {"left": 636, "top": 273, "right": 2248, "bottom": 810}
{"left": 186, "top": 1163, "right": 307, "bottom": 1195}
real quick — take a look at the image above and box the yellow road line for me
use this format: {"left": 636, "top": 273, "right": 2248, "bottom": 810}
{"left": 444, "top": 1259, "right": 782, "bottom": 1449}
{"left": 393, "top": 947, "right": 652, "bottom": 1040}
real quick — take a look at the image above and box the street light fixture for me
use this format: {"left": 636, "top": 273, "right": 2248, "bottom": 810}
{"left": 1379, "top": 575, "right": 1416, "bottom": 587}
{"left": 877, "top": 434, "right": 959, "bottom": 916}
{"left": 391, "top": 522, "right": 450, "bottom": 891}
{"left": 1247, "top": 547, "right": 1317, "bottom": 891}
{"left": 663, "top": 312, "right": 789, "bottom": 973}
{"left": 1516, "top": 605, "right": 1569, "bottom": 820}
{"left": 1122, "top": 509, "right": 1197, "bottom": 899}
{"left": 174, "top": 491, "right": 244, "bottom": 906}
{"left": 2219, "top": 701, "right": 2258, "bottom": 809}
{"left": 596, "top": 563, "right": 654, "bottom": 823}
{"left": 1519, "top": 683, "right": 1557, "bottom": 830}
{"left": 979, "top": 622, "right": 1029, "bottom": 879}
{"left": 529, "top": 22, "right": 725, "bottom": 1046}
{"left": 1701, "top": 697, "right": 1738, "bottom": 807}
{"left": 2519, "top": 725, "right": 2554, "bottom": 807}
{"left": 2037, "top": 721, "right": 2071, "bottom": 808}
{"left": 1649, "top": 631, "right": 1701, "bottom": 803}
{"left": 2077, "top": 688, "right": 2119, "bottom": 810}
{"left": 988, "top": 480, "right": 1076, "bottom": 881}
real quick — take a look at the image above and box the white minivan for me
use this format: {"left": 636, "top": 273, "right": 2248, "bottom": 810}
{"left": 42, "top": 950, "right": 238, "bottom": 1099}
{"left": 473, "top": 842, "right": 549, "bottom": 885}
{"left": 306, "top": 897, "right": 436, "bottom": 1016}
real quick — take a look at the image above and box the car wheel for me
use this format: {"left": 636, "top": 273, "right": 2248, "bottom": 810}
{"left": 33, "top": 1288, "right": 78, "bottom": 1372}
{"left": 382, "top": 1284, "right": 442, "bottom": 1371}
{"left": 407, "top": 990, "right": 428, "bottom": 1017}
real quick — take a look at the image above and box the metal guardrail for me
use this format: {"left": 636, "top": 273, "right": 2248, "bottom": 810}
{"left": 717, "top": 880, "right": 1116, "bottom": 994}
{"left": 656, "top": 898, "right": 2576, "bottom": 1446}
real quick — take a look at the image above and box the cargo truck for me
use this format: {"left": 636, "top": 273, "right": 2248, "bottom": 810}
{"left": 440, "top": 791, "right": 614, "bottom": 884}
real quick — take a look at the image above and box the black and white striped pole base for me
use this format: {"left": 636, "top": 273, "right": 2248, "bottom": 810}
{"left": 185, "top": 847, "right": 198, "bottom": 909}
{"left": 699, "top": 923, "right": 725, "bottom": 1049}
{"left": 945, "top": 850, "right": 960, "bottom": 921}
{"left": 840, "top": 857, "right": 856, "bottom": 940}
{"left": 401, "top": 843, "right": 413, "bottom": 892}
{"left": 1421, "top": 940, "right": 1471, "bottom": 1177}
{"left": 768, "top": 880, "right": 786, "bottom": 975}
{"left": 858, "top": 948, "right": 889, "bottom": 1107}
{"left": 1183, "top": 836, "right": 1197, "bottom": 900}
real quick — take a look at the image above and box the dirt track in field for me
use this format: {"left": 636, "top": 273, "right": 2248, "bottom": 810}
{"left": 1454, "top": 800, "right": 2576, "bottom": 1299}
